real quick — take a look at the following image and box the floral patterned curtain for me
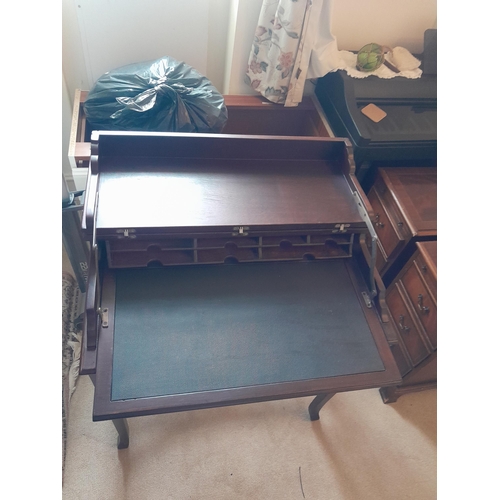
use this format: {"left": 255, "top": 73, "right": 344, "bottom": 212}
{"left": 245, "top": 0, "right": 322, "bottom": 107}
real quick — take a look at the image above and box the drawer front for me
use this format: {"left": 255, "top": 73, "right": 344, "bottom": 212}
{"left": 368, "top": 188, "right": 405, "bottom": 262}
{"left": 414, "top": 252, "right": 437, "bottom": 300}
{"left": 400, "top": 354, "right": 437, "bottom": 386}
{"left": 374, "top": 177, "right": 412, "bottom": 240}
{"left": 386, "top": 285, "right": 431, "bottom": 366}
{"left": 390, "top": 342, "right": 412, "bottom": 378}
{"left": 401, "top": 262, "right": 437, "bottom": 349}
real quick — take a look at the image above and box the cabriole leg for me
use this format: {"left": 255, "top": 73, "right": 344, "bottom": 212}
{"left": 308, "top": 393, "right": 336, "bottom": 421}
{"left": 112, "top": 418, "right": 130, "bottom": 449}
{"left": 89, "top": 374, "right": 130, "bottom": 449}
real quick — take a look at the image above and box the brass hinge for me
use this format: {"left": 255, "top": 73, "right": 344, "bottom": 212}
{"left": 116, "top": 228, "right": 136, "bottom": 238}
{"left": 97, "top": 307, "right": 109, "bottom": 328}
{"left": 361, "top": 291, "right": 373, "bottom": 308}
{"left": 332, "top": 223, "right": 351, "bottom": 233}
{"left": 232, "top": 226, "right": 249, "bottom": 236}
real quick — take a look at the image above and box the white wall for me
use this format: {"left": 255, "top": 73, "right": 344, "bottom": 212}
{"left": 62, "top": 73, "right": 75, "bottom": 189}
{"left": 331, "top": 0, "right": 437, "bottom": 53}
{"left": 64, "top": 0, "right": 210, "bottom": 94}
{"left": 63, "top": 0, "right": 231, "bottom": 98}
{"left": 223, "top": 0, "right": 262, "bottom": 94}
{"left": 62, "top": 0, "right": 91, "bottom": 102}
{"left": 207, "top": 0, "right": 232, "bottom": 93}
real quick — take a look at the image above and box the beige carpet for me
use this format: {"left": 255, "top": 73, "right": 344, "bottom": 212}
{"left": 62, "top": 379, "right": 436, "bottom": 499}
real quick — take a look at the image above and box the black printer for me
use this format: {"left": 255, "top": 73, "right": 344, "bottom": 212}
{"left": 315, "top": 29, "right": 437, "bottom": 190}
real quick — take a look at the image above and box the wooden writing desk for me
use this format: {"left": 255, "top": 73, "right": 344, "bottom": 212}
{"left": 81, "top": 131, "right": 401, "bottom": 448}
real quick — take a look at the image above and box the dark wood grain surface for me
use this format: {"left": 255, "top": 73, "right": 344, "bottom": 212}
{"left": 90, "top": 132, "right": 364, "bottom": 233}
{"left": 95, "top": 159, "right": 363, "bottom": 231}
{"left": 379, "top": 168, "right": 437, "bottom": 236}
{"left": 416, "top": 240, "right": 437, "bottom": 278}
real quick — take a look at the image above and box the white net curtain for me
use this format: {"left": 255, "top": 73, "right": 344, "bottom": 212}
{"left": 245, "top": 0, "right": 338, "bottom": 107}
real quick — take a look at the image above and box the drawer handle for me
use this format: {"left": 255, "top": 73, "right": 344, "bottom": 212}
{"left": 374, "top": 213, "right": 385, "bottom": 228}
{"left": 417, "top": 294, "right": 430, "bottom": 314}
{"left": 398, "top": 315, "right": 410, "bottom": 334}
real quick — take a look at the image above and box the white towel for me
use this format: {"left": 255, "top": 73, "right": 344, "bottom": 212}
{"left": 308, "top": 33, "right": 422, "bottom": 80}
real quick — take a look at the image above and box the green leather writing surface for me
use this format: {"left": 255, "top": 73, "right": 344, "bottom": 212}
{"left": 111, "top": 260, "right": 384, "bottom": 401}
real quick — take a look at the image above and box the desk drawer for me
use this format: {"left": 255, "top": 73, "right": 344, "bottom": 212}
{"left": 390, "top": 342, "right": 412, "bottom": 378}
{"left": 401, "top": 262, "right": 436, "bottom": 349}
{"left": 386, "top": 284, "right": 431, "bottom": 366}
{"left": 414, "top": 252, "right": 437, "bottom": 300}
{"left": 367, "top": 188, "right": 405, "bottom": 265}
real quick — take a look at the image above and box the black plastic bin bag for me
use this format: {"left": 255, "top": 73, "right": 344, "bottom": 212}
{"left": 83, "top": 56, "right": 228, "bottom": 133}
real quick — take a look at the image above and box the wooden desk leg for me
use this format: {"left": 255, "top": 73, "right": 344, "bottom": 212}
{"left": 308, "top": 393, "right": 336, "bottom": 421}
{"left": 112, "top": 418, "right": 130, "bottom": 449}
{"left": 379, "top": 386, "right": 399, "bottom": 404}
{"left": 89, "top": 374, "right": 130, "bottom": 449}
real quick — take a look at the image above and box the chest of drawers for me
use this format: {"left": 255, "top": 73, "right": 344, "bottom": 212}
{"left": 379, "top": 240, "right": 437, "bottom": 403}
{"left": 363, "top": 167, "right": 437, "bottom": 286}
